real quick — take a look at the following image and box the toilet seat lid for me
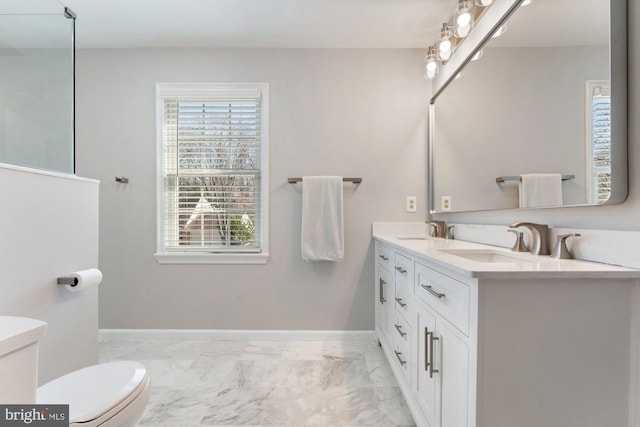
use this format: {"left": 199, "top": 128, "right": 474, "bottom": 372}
{"left": 37, "top": 361, "right": 147, "bottom": 423}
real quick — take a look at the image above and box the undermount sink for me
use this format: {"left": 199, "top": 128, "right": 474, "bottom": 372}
{"left": 439, "top": 249, "right": 545, "bottom": 264}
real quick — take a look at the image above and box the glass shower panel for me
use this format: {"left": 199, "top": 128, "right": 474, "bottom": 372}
{"left": 0, "top": 12, "right": 74, "bottom": 173}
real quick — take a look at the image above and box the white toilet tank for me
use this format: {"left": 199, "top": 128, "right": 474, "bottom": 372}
{"left": 0, "top": 316, "right": 47, "bottom": 403}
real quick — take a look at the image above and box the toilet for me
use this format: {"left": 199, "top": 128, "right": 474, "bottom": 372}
{"left": 0, "top": 316, "right": 150, "bottom": 427}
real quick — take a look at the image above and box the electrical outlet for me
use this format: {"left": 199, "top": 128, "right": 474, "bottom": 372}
{"left": 441, "top": 196, "right": 452, "bottom": 212}
{"left": 406, "top": 196, "right": 417, "bottom": 213}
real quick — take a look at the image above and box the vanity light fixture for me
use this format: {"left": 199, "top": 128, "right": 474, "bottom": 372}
{"left": 520, "top": 0, "right": 535, "bottom": 5}
{"left": 454, "top": 0, "right": 475, "bottom": 38}
{"left": 424, "top": 0, "right": 497, "bottom": 79}
{"left": 437, "top": 23, "right": 454, "bottom": 62}
{"left": 424, "top": 46, "right": 439, "bottom": 80}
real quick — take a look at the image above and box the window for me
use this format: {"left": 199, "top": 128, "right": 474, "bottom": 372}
{"left": 585, "top": 81, "right": 611, "bottom": 204}
{"left": 155, "top": 83, "right": 269, "bottom": 264}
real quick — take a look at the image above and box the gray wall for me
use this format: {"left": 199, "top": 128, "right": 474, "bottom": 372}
{"left": 0, "top": 165, "right": 99, "bottom": 383}
{"left": 435, "top": 1, "right": 640, "bottom": 230}
{"left": 75, "top": 48, "right": 430, "bottom": 330}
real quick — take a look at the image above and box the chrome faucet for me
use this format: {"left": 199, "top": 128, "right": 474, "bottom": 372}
{"left": 508, "top": 221, "right": 550, "bottom": 255}
{"left": 426, "top": 220, "right": 446, "bottom": 238}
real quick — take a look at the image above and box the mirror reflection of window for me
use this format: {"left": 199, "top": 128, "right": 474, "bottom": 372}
{"left": 586, "top": 81, "right": 611, "bottom": 204}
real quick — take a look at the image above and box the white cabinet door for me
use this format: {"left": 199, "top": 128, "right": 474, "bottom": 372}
{"left": 415, "top": 302, "right": 469, "bottom": 427}
{"left": 375, "top": 264, "right": 393, "bottom": 337}
{"left": 439, "top": 317, "right": 469, "bottom": 427}
{"left": 415, "top": 303, "right": 438, "bottom": 427}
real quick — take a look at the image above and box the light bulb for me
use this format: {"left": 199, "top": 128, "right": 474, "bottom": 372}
{"left": 475, "top": 0, "right": 493, "bottom": 5}
{"left": 492, "top": 24, "right": 507, "bottom": 38}
{"left": 437, "top": 23, "right": 453, "bottom": 62}
{"left": 457, "top": 12, "right": 471, "bottom": 27}
{"left": 438, "top": 40, "right": 452, "bottom": 61}
{"left": 471, "top": 49, "right": 483, "bottom": 61}
{"left": 521, "top": 0, "right": 534, "bottom": 5}
{"left": 454, "top": 0, "right": 474, "bottom": 38}
{"left": 424, "top": 46, "right": 439, "bottom": 80}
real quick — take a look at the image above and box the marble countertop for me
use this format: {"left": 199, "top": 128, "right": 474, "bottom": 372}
{"left": 373, "top": 232, "right": 640, "bottom": 280}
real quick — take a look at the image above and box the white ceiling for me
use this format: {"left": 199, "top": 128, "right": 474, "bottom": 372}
{"left": 1, "top": 0, "right": 609, "bottom": 49}
{"left": 60, "top": 0, "right": 451, "bottom": 49}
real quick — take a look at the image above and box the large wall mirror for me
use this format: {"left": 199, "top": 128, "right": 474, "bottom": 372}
{"left": 429, "top": 0, "right": 627, "bottom": 213}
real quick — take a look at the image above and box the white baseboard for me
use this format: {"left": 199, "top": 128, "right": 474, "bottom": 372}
{"left": 99, "top": 328, "right": 377, "bottom": 342}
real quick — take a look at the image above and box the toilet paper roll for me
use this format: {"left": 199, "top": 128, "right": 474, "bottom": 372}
{"left": 65, "top": 268, "right": 103, "bottom": 293}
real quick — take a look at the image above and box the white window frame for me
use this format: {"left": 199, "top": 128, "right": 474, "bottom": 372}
{"left": 154, "top": 82, "right": 269, "bottom": 264}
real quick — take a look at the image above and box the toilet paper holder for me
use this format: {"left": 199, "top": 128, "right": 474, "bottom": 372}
{"left": 57, "top": 277, "right": 79, "bottom": 286}
{"left": 56, "top": 269, "right": 103, "bottom": 292}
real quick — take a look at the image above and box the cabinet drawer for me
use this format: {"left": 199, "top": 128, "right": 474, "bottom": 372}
{"left": 392, "top": 340, "right": 411, "bottom": 385}
{"left": 394, "top": 253, "right": 413, "bottom": 317}
{"left": 394, "top": 253, "right": 413, "bottom": 280}
{"left": 392, "top": 309, "right": 411, "bottom": 348}
{"left": 415, "top": 263, "right": 470, "bottom": 335}
{"left": 375, "top": 242, "right": 394, "bottom": 272}
{"left": 395, "top": 287, "right": 411, "bottom": 320}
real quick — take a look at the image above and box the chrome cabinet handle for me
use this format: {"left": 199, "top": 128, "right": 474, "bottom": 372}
{"left": 395, "top": 266, "right": 407, "bottom": 274}
{"left": 421, "top": 284, "right": 446, "bottom": 299}
{"left": 428, "top": 331, "right": 440, "bottom": 378}
{"left": 424, "top": 327, "right": 430, "bottom": 372}
{"left": 394, "top": 323, "right": 407, "bottom": 337}
{"left": 379, "top": 278, "right": 386, "bottom": 304}
{"left": 378, "top": 254, "right": 389, "bottom": 261}
{"left": 394, "top": 350, "right": 407, "bottom": 366}
{"left": 395, "top": 297, "right": 407, "bottom": 308}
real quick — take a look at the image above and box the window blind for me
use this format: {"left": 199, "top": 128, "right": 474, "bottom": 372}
{"left": 590, "top": 85, "right": 611, "bottom": 204}
{"left": 162, "top": 96, "right": 262, "bottom": 252}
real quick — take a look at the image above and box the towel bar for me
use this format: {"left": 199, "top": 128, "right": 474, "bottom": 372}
{"left": 288, "top": 177, "right": 362, "bottom": 184}
{"left": 496, "top": 175, "right": 574, "bottom": 183}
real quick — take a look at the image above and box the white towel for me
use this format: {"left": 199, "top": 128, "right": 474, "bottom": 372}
{"left": 301, "top": 176, "right": 344, "bottom": 262}
{"left": 519, "top": 174, "right": 563, "bottom": 208}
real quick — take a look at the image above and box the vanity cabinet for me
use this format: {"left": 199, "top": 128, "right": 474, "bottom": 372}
{"left": 373, "top": 237, "right": 635, "bottom": 427}
{"left": 414, "top": 264, "right": 470, "bottom": 427}
{"left": 375, "top": 242, "right": 413, "bottom": 388}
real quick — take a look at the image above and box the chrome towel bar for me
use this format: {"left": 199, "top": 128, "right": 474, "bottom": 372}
{"left": 496, "top": 174, "right": 574, "bottom": 183}
{"left": 288, "top": 177, "right": 362, "bottom": 184}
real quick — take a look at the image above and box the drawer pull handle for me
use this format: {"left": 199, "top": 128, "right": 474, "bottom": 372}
{"left": 428, "top": 331, "right": 440, "bottom": 378}
{"left": 394, "top": 350, "right": 407, "bottom": 366}
{"left": 379, "top": 278, "right": 386, "bottom": 304}
{"left": 421, "top": 284, "right": 446, "bottom": 299}
{"left": 395, "top": 297, "right": 407, "bottom": 308}
{"left": 395, "top": 266, "right": 407, "bottom": 274}
{"left": 378, "top": 255, "right": 389, "bottom": 261}
{"left": 424, "top": 327, "right": 430, "bottom": 371}
{"left": 394, "top": 323, "right": 407, "bottom": 337}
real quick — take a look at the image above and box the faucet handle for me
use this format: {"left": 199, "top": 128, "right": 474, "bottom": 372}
{"left": 551, "top": 233, "right": 582, "bottom": 259}
{"left": 445, "top": 225, "right": 455, "bottom": 240}
{"left": 507, "top": 229, "right": 529, "bottom": 252}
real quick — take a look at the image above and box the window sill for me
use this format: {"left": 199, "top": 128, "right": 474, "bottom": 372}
{"left": 154, "top": 252, "right": 269, "bottom": 265}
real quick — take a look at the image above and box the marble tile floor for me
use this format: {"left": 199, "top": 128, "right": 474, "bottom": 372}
{"left": 99, "top": 338, "right": 416, "bottom": 427}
